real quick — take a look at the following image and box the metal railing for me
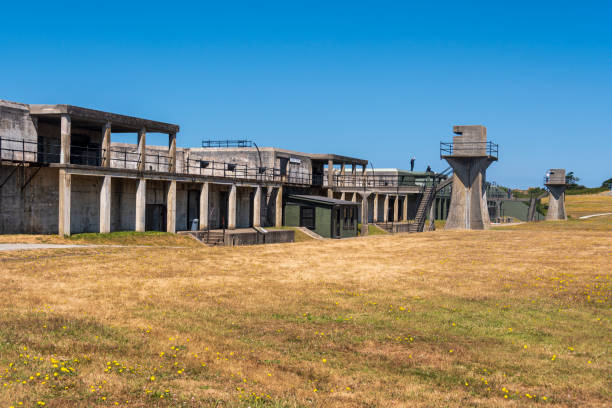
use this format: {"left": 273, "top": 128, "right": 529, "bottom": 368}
{"left": 183, "top": 158, "right": 312, "bottom": 184}
{"left": 201, "top": 140, "right": 253, "bottom": 148}
{"left": 440, "top": 141, "right": 498, "bottom": 158}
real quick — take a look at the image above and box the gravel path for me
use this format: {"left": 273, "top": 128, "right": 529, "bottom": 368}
{"left": 578, "top": 212, "right": 612, "bottom": 219}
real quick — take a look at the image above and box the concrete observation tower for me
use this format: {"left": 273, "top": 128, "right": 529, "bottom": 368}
{"left": 544, "top": 169, "right": 567, "bottom": 220}
{"left": 440, "top": 125, "right": 498, "bottom": 230}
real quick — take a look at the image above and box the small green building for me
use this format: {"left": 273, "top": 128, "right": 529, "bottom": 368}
{"left": 284, "top": 195, "right": 360, "bottom": 238}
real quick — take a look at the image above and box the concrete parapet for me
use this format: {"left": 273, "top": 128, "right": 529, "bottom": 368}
{"left": 545, "top": 169, "right": 566, "bottom": 186}
{"left": 451, "top": 125, "right": 487, "bottom": 156}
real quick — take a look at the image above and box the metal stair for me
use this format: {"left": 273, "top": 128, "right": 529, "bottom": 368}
{"left": 408, "top": 186, "right": 436, "bottom": 233}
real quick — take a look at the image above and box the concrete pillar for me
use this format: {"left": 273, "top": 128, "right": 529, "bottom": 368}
{"left": 99, "top": 176, "right": 111, "bottom": 233}
{"left": 253, "top": 185, "right": 262, "bottom": 227}
{"left": 428, "top": 198, "right": 436, "bottom": 230}
{"left": 60, "top": 114, "right": 71, "bottom": 164}
{"left": 58, "top": 169, "right": 71, "bottom": 236}
{"left": 166, "top": 180, "right": 176, "bottom": 233}
{"left": 340, "top": 192, "right": 346, "bottom": 200}
{"left": 169, "top": 133, "right": 177, "bottom": 173}
{"left": 383, "top": 194, "right": 389, "bottom": 223}
{"left": 102, "top": 122, "right": 111, "bottom": 167}
{"left": 199, "top": 182, "right": 209, "bottom": 230}
{"left": 546, "top": 186, "right": 567, "bottom": 220}
{"left": 228, "top": 184, "right": 237, "bottom": 230}
{"left": 327, "top": 159, "right": 334, "bottom": 198}
{"left": 135, "top": 178, "right": 146, "bottom": 232}
{"left": 351, "top": 192, "right": 357, "bottom": 202}
{"left": 275, "top": 185, "right": 283, "bottom": 227}
{"left": 361, "top": 193, "right": 370, "bottom": 235}
{"left": 393, "top": 195, "right": 399, "bottom": 222}
{"left": 403, "top": 195, "right": 408, "bottom": 221}
{"left": 373, "top": 194, "right": 379, "bottom": 222}
{"left": 340, "top": 163, "right": 346, "bottom": 186}
{"left": 351, "top": 163, "right": 357, "bottom": 186}
{"left": 137, "top": 128, "right": 146, "bottom": 172}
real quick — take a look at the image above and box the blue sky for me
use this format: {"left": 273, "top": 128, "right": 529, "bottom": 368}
{"left": 2, "top": 1, "right": 610, "bottom": 188}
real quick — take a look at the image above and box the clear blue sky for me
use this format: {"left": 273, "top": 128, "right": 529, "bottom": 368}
{"left": 2, "top": 1, "right": 611, "bottom": 188}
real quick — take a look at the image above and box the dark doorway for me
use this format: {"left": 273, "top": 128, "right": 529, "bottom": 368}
{"left": 187, "top": 189, "right": 200, "bottom": 230}
{"left": 146, "top": 204, "right": 166, "bottom": 231}
{"left": 300, "top": 206, "right": 315, "bottom": 229}
{"left": 279, "top": 157, "right": 289, "bottom": 176}
{"left": 219, "top": 191, "right": 229, "bottom": 229}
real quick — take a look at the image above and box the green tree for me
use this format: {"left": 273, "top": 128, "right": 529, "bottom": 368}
{"left": 565, "top": 171, "right": 580, "bottom": 186}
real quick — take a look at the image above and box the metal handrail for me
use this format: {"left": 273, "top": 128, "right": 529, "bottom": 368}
{"left": 440, "top": 141, "right": 499, "bottom": 158}
{"left": 202, "top": 140, "right": 253, "bottom": 148}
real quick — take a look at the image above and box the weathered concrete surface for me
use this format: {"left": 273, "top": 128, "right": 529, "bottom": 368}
{"left": 360, "top": 193, "right": 369, "bottom": 235}
{"left": 199, "top": 182, "right": 209, "bottom": 229}
{"left": 546, "top": 185, "right": 567, "bottom": 220}
{"left": 58, "top": 169, "right": 71, "bottom": 235}
{"left": 0, "top": 166, "right": 59, "bottom": 234}
{"left": 224, "top": 228, "right": 294, "bottom": 246}
{"left": 275, "top": 185, "right": 283, "bottom": 227}
{"left": 445, "top": 157, "right": 493, "bottom": 230}
{"left": 166, "top": 180, "right": 176, "bottom": 233}
{"left": 228, "top": 184, "right": 237, "bottom": 229}
{"left": 99, "top": 176, "right": 111, "bottom": 233}
{"left": 135, "top": 178, "right": 146, "bottom": 232}
{"left": 253, "top": 186, "right": 262, "bottom": 227}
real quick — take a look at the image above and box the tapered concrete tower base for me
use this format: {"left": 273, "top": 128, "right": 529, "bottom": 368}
{"left": 546, "top": 186, "right": 567, "bottom": 220}
{"left": 441, "top": 125, "right": 498, "bottom": 230}
{"left": 445, "top": 157, "right": 494, "bottom": 229}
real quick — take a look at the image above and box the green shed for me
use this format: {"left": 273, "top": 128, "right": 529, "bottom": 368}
{"left": 284, "top": 195, "right": 360, "bottom": 238}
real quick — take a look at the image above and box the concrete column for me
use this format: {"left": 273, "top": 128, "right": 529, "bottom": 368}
{"left": 352, "top": 192, "right": 357, "bottom": 202}
{"left": 253, "top": 185, "right": 262, "bottom": 227}
{"left": 58, "top": 169, "right": 71, "bottom": 236}
{"left": 361, "top": 193, "right": 370, "bottom": 236}
{"left": 403, "top": 195, "right": 408, "bottom": 221}
{"left": 60, "top": 114, "right": 71, "bottom": 164}
{"left": 546, "top": 186, "right": 567, "bottom": 220}
{"left": 275, "top": 185, "right": 283, "bottom": 227}
{"left": 393, "top": 195, "right": 399, "bottom": 222}
{"left": 135, "top": 178, "right": 146, "bottom": 232}
{"left": 352, "top": 163, "right": 357, "bottom": 186}
{"left": 99, "top": 176, "right": 111, "bottom": 234}
{"left": 228, "top": 184, "right": 237, "bottom": 230}
{"left": 383, "top": 194, "right": 389, "bottom": 223}
{"left": 428, "top": 198, "right": 436, "bottom": 230}
{"left": 327, "top": 159, "right": 334, "bottom": 198}
{"left": 137, "top": 128, "right": 146, "bottom": 172}
{"left": 166, "top": 180, "right": 176, "bottom": 233}
{"left": 102, "top": 122, "right": 111, "bottom": 167}
{"left": 373, "top": 194, "right": 379, "bottom": 222}
{"left": 340, "top": 192, "right": 346, "bottom": 200}
{"left": 199, "top": 182, "right": 209, "bottom": 230}
{"left": 169, "top": 133, "right": 177, "bottom": 173}
{"left": 340, "top": 163, "right": 346, "bottom": 186}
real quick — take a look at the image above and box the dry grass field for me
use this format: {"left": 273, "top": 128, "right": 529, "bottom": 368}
{"left": 0, "top": 195, "right": 610, "bottom": 407}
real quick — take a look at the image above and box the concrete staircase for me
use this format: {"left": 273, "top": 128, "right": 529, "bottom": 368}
{"left": 201, "top": 231, "right": 225, "bottom": 246}
{"left": 180, "top": 230, "right": 225, "bottom": 246}
{"left": 409, "top": 186, "right": 436, "bottom": 233}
